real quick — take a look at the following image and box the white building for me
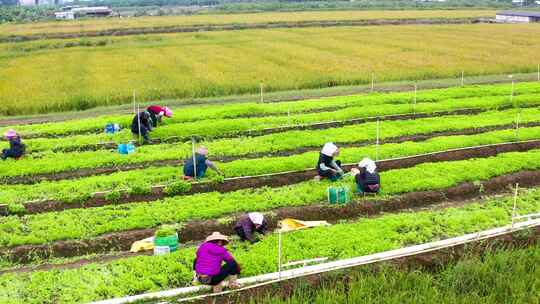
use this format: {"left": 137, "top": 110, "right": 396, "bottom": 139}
{"left": 55, "top": 11, "right": 75, "bottom": 20}
{"left": 496, "top": 11, "right": 540, "bottom": 23}
{"left": 19, "top": 0, "right": 37, "bottom": 6}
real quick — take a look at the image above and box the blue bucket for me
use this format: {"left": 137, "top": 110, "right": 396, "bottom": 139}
{"left": 105, "top": 123, "right": 121, "bottom": 134}
{"left": 118, "top": 143, "right": 135, "bottom": 155}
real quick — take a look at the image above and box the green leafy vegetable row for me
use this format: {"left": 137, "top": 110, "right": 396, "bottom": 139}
{"left": 1, "top": 107, "right": 538, "bottom": 179}
{"left": 17, "top": 92, "right": 540, "bottom": 153}
{"left": 1, "top": 186, "right": 538, "bottom": 304}
{"left": 1, "top": 148, "right": 540, "bottom": 247}
{"left": 3, "top": 126, "right": 540, "bottom": 211}
{"left": 3, "top": 81, "right": 537, "bottom": 138}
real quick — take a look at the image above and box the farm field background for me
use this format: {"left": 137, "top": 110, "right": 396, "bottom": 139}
{"left": 0, "top": 80, "right": 539, "bottom": 303}
{"left": 1, "top": 23, "right": 540, "bottom": 115}
{"left": 0, "top": 10, "right": 495, "bottom": 37}
{"left": 1, "top": 7, "right": 540, "bottom": 303}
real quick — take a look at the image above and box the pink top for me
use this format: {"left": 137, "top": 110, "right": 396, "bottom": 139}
{"left": 195, "top": 242, "right": 234, "bottom": 276}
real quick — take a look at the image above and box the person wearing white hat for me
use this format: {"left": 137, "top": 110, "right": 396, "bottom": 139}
{"left": 234, "top": 212, "right": 268, "bottom": 244}
{"left": 194, "top": 232, "right": 241, "bottom": 292}
{"left": 183, "top": 146, "right": 222, "bottom": 180}
{"left": 351, "top": 157, "right": 380, "bottom": 194}
{"left": 1, "top": 130, "right": 25, "bottom": 161}
{"left": 315, "top": 142, "right": 343, "bottom": 181}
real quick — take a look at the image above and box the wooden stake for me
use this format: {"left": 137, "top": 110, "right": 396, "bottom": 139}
{"left": 376, "top": 119, "right": 380, "bottom": 161}
{"left": 537, "top": 64, "right": 539, "bottom": 81}
{"left": 510, "top": 80, "right": 515, "bottom": 103}
{"left": 413, "top": 83, "right": 417, "bottom": 115}
{"left": 132, "top": 90, "right": 136, "bottom": 114}
{"left": 515, "top": 112, "right": 521, "bottom": 140}
{"left": 512, "top": 183, "right": 519, "bottom": 227}
{"left": 371, "top": 72, "right": 374, "bottom": 93}
{"left": 260, "top": 82, "right": 264, "bottom": 103}
{"left": 137, "top": 104, "right": 142, "bottom": 145}
{"left": 278, "top": 227, "right": 283, "bottom": 280}
{"left": 461, "top": 70, "right": 464, "bottom": 86}
{"left": 192, "top": 137, "right": 197, "bottom": 180}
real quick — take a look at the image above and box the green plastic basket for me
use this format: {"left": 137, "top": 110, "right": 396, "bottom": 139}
{"left": 154, "top": 233, "right": 179, "bottom": 252}
{"left": 327, "top": 186, "right": 350, "bottom": 205}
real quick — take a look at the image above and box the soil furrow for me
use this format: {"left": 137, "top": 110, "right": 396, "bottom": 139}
{"left": 2, "top": 168, "right": 540, "bottom": 265}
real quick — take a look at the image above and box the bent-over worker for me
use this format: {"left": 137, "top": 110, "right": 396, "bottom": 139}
{"left": 315, "top": 142, "right": 343, "bottom": 181}
{"left": 183, "top": 146, "right": 221, "bottom": 180}
{"left": 352, "top": 158, "right": 380, "bottom": 194}
{"left": 131, "top": 111, "right": 153, "bottom": 143}
{"left": 194, "top": 232, "right": 241, "bottom": 292}
{"left": 234, "top": 212, "right": 268, "bottom": 244}
{"left": 147, "top": 105, "right": 173, "bottom": 127}
{"left": 2, "top": 130, "right": 25, "bottom": 161}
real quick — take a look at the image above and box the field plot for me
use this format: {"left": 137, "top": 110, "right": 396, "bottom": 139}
{"left": 0, "top": 80, "right": 539, "bottom": 303}
{"left": 1, "top": 24, "right": 540, "bottom": 115}
{"left": 0, "top": 10, "right": 494, "bottom": 38}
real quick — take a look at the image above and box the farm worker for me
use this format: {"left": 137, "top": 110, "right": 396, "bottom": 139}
{"left": 131, "top": 111, "right": 153, "bottom": 144}
{"left": 147, "top": 105, "right": 173, "bottom": 127}
{"left": 315, "top": 142, "right": 343, "bottom": 181}
{"left": 194, "top": 232, "right": 241, "bottom": 292}
{"left": 234, "top": 212, "right": 268, "bottom": 244}
{"left": 183, "top": 146, "right": 222, "bottom": 180}
{"left": 351, "top": 158, "right": 381, "bottom": 194}
{"left": 1, "top": 130, "right": 26, "bottom": 161}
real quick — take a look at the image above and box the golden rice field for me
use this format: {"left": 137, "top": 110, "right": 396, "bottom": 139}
{"left": 0, "top": 10, "right": 494, "bottom": 37}
{"left": 1, "top": 23, "right": 539, "bottom": 115}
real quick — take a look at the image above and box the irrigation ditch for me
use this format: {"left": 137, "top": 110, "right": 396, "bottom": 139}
{"left": 2, "top": 168, "right": 540, "bottom": 265}
{"left": 6, "top": 119, "right": 540, "bottom": 186}
{"left": 4, "top": 138, "right": 540, "bottom": 218}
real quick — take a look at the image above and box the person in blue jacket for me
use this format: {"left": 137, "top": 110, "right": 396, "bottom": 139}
{"left": 183, "top": 146, "right": 222, "bottom": 180}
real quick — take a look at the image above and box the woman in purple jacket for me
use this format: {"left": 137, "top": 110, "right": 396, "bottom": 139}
{"left": 194, "top": 232, "right": 241, "bottom": 292}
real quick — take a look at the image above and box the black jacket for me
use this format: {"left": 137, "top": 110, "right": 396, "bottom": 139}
{"left": 131, "top": 111, "right": 153, "bottom": 133}
{"left": 8, "top": 137, "right": 25, "bottom": 157}
{"left": 316, "top": 153, "right": 334, "bottom": 175}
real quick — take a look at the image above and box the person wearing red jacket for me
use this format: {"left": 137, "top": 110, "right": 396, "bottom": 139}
{"left": 146, "top": 105, "right": 173, "bottom": 127}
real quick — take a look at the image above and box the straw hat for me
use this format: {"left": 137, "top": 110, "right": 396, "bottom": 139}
{"left": 205, "top": 232, "right": 229, "bottom": 243}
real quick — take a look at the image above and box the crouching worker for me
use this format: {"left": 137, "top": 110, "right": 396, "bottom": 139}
{"left": 2, "top": 130, "right": 25, "bottom": 161}
{"left": 234, "top": 212, "right": 268, "bottom": 244}
{"left": 315, "top": 142, "right": 343, "bottom": 181}
{"left": 183, "top": 146, "right": 222, "bottom": 180}
{"left": 352, "top": 158, "right": 380, "bottom": 194}
{"left": 147, "top": 105, "right": 173, "bottom": 127}
{"left": 131, "top": 111, "right": 153, "bottom": 144}
{"left": 194, "top": 232, "right": 241, "bottom": 292}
